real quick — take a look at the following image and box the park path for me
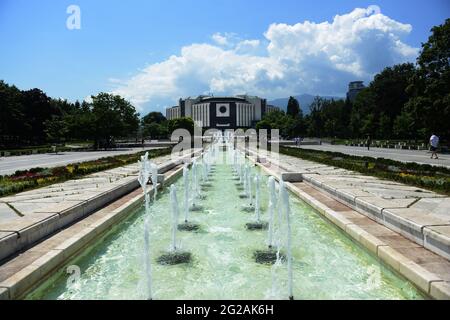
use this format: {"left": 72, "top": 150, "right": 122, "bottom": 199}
{"left": 0, "top": 147, "right": 166, "bottom": 176}
{"left": 0, "top": 153, "right": 174, "bottom": 223}
{"left": 294, "top": 144, "right": 450, "bottom": 168}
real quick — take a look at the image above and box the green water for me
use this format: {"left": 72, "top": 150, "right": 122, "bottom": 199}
{"left": 26, "top": 152, "right": 425, "bottom": 300}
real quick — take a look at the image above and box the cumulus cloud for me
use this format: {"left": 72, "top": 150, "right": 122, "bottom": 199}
{"left": 111, "top": 6, "right": 419, "bottom": 113}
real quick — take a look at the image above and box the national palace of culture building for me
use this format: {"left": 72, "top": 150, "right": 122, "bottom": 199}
{"left": 166, "top": 95, "right": 279, "bottom": 130}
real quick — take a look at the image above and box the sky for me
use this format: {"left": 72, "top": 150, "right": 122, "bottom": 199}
{"left": 0, "top": 0, "right": 449, "bottom": 114}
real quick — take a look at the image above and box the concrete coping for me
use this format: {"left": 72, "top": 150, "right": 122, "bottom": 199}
{"left": 251, "top": 155, "right": 450, "bottom": 299}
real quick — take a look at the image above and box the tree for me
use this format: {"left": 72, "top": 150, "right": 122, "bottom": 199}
{"left": 349, "top": 63, "right": 416, "bottom": 139}
{"left": 405, "top": 19, "right": 450, "bottom": 139}
{"left": 307, "top": 97, "right": 325, "bottom": 137}
{"left": 90, "top": 93, "right": 140, "bottom": 149}
{"left": 44, "top": 115, "right": 68, "bottom": 144}
{"left": 0, "top": 81, "right": 26, "bottom": 141}
{"left": 393, "top": 111, "right": 414, "bottom": 139}
{"left": 167, "top": 117, "right": 195, "bottom": 135}
{"left": 141, "top": 111, "right": 168, "bottom": 139}
{"left": 21, "top": 88, "right": 61, "bottom": 143}
{"left": 143, "top": 122, "right": 168, "bottom": 139}
{"left": 142, "top": 111, "right": 167, "bottom": 125}
{"left": 286, "top": 96, "right": 301, "bottom": 118}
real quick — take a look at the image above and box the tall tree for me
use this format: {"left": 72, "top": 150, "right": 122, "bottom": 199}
{"left": 90, "top": 93, "right": 140, "bottom": 148}
{"left": 286, "top": 96, "right": 302, "bottom": 118}
{"left": 405, "top": 18, "right": 450, "bottom": 139}
{"left": 0, "top": 81, "right": 26, "bottom": 140}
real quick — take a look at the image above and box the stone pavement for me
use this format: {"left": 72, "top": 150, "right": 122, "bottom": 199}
{"left": 0, "top": 151, "right": 195, "bottom": 262}
{"left": 294, "top": 144, "right": 450, "bottom": 168}
{"left": 0, "top": 147, "right": 167, "bottom": 175}
{"left": 251, "top": 149, "right": 450, "bottom": 261}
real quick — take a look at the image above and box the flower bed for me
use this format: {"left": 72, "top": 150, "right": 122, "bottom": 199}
{"left": 280, "top": 146, "right": 450, "bottom": 195}
{"left": 0, "top": 148, "right": 172, "bottom": 197}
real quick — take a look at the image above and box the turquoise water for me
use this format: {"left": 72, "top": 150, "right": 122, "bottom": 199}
{"left": 26, "top": 152, "right": 425, "bottom": 300}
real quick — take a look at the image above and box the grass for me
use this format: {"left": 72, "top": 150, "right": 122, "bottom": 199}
{"left": 0, "top": 147, "right": 172, "bottom": 197}
{"left": 279, "top": 146, "right": 450, "bottom": 195}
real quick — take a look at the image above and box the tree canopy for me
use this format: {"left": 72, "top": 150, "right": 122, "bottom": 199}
{"left": 0, "top": 83, "right": 140, "bottom": 149}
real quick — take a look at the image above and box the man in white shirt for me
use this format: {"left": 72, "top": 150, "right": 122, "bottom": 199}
{"left": 429, "top": 134, "right": 439, "bottom": 159}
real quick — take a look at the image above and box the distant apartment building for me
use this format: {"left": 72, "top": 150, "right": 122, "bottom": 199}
{"left": 166, "top": 95, "right": 279, "bottom": 130}
{"left": 346, "top": 81, "right": 365, "bottom": 102}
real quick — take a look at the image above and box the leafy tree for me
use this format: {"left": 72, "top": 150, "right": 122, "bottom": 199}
{"left": 21, "top": 88, "right": 61, "bottom": 143}
{"left": 307, "top": 97, "right": 325, "bottom": 137}
{"left": 286, "top": 96, "right": 302, "bottom": 118}
{"left": 44, "top": 115, "right": 68, "bottom": 144}
{"left": 143, "top": 122, "right": 168, "bottom": 139}
{"left": 0, "top": 81, "right": 26, "bottom": 140}
{"left": 141, "top": 111, "right": 168, "bottom": 139}
{"left": 405, "top": 18, "right": 450, "bottom": 139}
{"left": 142, "top": 111, "right": 167, "bottom": 125}
{"left": 350, "top": 64, "right": 416, "bottom": 139}
{"left": 167, "top": 117, "right": 195, "bottom": 135}
{"left": 393, "top": 111, "right": 414, "bottom": 139}
{"left": 90, "top": 93, "right": 140, "bottom": 148}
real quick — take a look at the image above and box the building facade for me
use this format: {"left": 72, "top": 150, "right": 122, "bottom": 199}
{"left": 346, "top": 81, "right": 366, "bottom": 102}
{"left": 166, "top": 95, "right": 279, "bottom": 129}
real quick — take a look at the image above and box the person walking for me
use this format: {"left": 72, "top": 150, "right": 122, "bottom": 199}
{"left": 366, "top": 135, "right": 372, "bottom": 151}
{"left": 429, "top": 133, "right": 439, "bottom": 159}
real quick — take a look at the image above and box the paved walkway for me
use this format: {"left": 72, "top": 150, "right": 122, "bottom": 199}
{"left": 294, "top": 144, "right": 450, "bottom": 168}
{"left": 0, "top": 153, "right": 174, "bottom": 223}
{"left": 0, "top": 147, "right": 165, "bottom": 175}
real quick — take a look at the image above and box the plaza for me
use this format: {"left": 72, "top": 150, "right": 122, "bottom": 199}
{"left": 0, "top": 135, "right": 449, "bottom": 300}
{"left": 1, "top": 0, "right": 449, "bottom": 305}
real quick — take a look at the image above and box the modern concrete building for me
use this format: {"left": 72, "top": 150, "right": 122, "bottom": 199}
{"left": 166, "top": 95, "right": 279, "bottom": 129}
{"left": 346, "top": 81, "right": 365, "bottom": 102}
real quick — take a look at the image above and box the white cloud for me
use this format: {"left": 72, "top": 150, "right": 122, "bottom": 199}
{"left": 111, "top": 6, "right": 419, "bottom": 113}
{"left": 211, "top": 32, "right": 229, "bottom": 46}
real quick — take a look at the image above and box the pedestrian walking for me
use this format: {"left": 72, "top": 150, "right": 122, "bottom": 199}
{"left": 429, "top": 133, "right": 439, "bottom": 159}
{"left": 366, "top": 135, "right": 372, "bottom": 151}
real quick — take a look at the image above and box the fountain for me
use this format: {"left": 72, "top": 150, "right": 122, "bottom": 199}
{"left": 239, "top": 164, "right": 249, "bottom": 199}
{"left": 190, "top": 159, "right": 203, "bottom": 211}
{"left": 150, "top": 162, "right": 158, "bottom": 202}
{"left": 200, "top": 156, "right": 213, "bottom": 189}
{"left": 137, "top": 152, "right": 152, "bottom": 300}
{"left": 157, "top": 184, "right": 192, "bottom": 265}
{"left": 27, "top": 146, "right": 427, "bottom": 301}
{"left": 254, "top": 176, "right": 286, "bottom": 265}
{"left": 279, "top": 180, "right": 294, "bottom": 300}
{"left": 246, "top": 174, "right": 267, "bottom": 230}
{"left": 267, "top": 176, "right": 276, "bottom": 248}
{"left": 178, "top": 164, "right": 200, "bottom": 232}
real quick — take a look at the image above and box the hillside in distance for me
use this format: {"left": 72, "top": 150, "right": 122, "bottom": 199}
{"left": 268, "top": 94, "right": 344, "bottom": 114}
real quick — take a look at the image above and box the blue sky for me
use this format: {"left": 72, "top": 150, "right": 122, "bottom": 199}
{"left": 0, "top": 0, "right": 449, "bottom": 114}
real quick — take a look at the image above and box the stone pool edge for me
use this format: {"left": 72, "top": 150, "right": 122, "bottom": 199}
{"left": 248, "top": 154, "right": 449, "bottom": 300}
{"left": 0, "top": 152, "right": 202, "bottom": 300}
